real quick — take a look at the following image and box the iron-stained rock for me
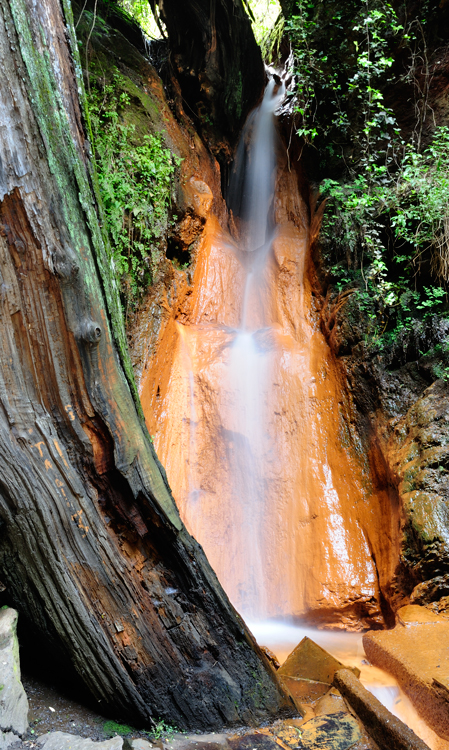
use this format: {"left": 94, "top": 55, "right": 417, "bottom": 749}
{"left": 314, "top": 688, "right": 347, "bottom": 716}
{"left": 281, "top": 711, "right": 361, "bottom": 750}
{"left": 396, "top": 604, "right": 447, "bottom": 625}
{"left": 278, "top": 676, "right": 329, "bottom": 707}
{"left": 363, "top": 624, "right": 449, "bottom": 740}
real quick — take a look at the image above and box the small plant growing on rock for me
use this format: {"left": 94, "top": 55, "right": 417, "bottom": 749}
{"left": 86, "top": 64, "right": 181, "bottom": 318}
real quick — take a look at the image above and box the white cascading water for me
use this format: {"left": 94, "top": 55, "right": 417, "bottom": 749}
{"left": 226, "top": 79, "right": 285, "bottom": 618}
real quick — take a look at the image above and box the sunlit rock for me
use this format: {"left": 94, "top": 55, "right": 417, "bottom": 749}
{"left": 363, "top": 623, "right": 449, "bottom": 741}
{"left": 279, "top": 637, "right": 360, "bottom": 684}
{"left": 397, "top": 604, "right": 449, "bottom": 625}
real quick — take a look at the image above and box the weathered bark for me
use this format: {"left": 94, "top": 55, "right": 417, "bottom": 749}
{"left": 150, "top": 0, "right": 265, "bottom": 153}
{"left": 0, "top": 0, "right": 292, "bottom": 729}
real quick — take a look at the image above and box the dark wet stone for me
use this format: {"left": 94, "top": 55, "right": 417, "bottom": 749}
{"left": 228, "top": 734, "right": 279, "bottom": 750}
{"left": 286, "top": 712, "right": 362, "bottom": 750}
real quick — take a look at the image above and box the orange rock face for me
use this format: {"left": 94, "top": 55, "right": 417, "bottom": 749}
{"left": 139, "top": 148, "right": 397, "bottom": 629}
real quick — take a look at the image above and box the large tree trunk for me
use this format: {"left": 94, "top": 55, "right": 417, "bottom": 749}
{"left": 0, "top": 0, "right": 292, "bottom": 729}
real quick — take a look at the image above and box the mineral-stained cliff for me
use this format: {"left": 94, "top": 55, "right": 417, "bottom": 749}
{"left": 84, "top": 0, "right": 449, "bottom": 630}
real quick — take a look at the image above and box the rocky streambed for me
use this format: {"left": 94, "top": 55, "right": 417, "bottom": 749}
{"left": 6, "top": 606, "right": 449, "bottom": 750}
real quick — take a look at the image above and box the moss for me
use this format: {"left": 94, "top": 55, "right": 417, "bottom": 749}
{"left": 9, "top": 0, "right": 142, "bottom": 416}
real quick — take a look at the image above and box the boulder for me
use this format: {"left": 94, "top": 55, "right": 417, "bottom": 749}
{"left": 396, "top": 604, "right": 448, "bottom": 625}
{"left": 37, "top": 732, "right": 123, "bottom": 749}
{"left": 0, "top": 607, "right": 28, "bottom": 750}
{"left": 278, "top": 637, "right": 361, "bottom": 684}
{"left": 363, "top": 623, "right": 449, "bottom": 740}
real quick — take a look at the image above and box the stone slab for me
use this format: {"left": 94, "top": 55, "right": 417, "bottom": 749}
{"left": 279, "top": 676, "right": 330, "bottom": 706}
{"left": 0, "top": 608, "right": 29, "bottom": 750}
{"left": 279, "top": 637, "right": 360, "bottom": 685}
{"left": 159, "top": 735, "right": 230, "bottom": 750}
{"left": 396, "top": 605, "right": 446, "bottom": 626}
{"left": 314, "top": 688, "right": 347, "bottom": 716}
{"left": 363, "top": 623, "right": 449, "bottom": 740}
{"left": 37, "top": 731, "right": 123, "bottom": 749}
{"left": 333, "top": 668, "right": 430, "bottom": 750}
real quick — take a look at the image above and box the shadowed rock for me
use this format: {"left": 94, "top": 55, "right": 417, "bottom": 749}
{"left": 37, "top": 734, "right": 123, "bottom": 749}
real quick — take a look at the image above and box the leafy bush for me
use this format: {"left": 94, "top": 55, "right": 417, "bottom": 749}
{"left": 87, "top": 66, "right": 181, "bottom": 316}
{"left": 143, "top": 719, "right": 178, "bottom": 740}
{"left": 321, "top": 127, "right": 449, "bottom": 337}
{"left": 285, "top": 0, "right": 448, "bottom": 343}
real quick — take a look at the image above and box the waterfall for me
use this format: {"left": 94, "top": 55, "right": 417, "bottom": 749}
{"left": 144, "top": 77, "right": 391, "bottom": 630}
{"left": 225, "top": 80, "right": 285, "bottom": 617}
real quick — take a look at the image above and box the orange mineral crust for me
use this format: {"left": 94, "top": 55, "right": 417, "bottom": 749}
{"left": 140, "top": 127, "right": 397, "bottom": 629}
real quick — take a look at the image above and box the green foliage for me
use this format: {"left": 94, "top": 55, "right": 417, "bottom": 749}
{"left": 86, "top": 66, "right": 180, "bottom": 315}
{"left": 321, "top": 127, "right": 449, "bottom": 340}
{"left": 390, "top": 128, "right": 449, "bottom": 280}
{"left": 143, "top": 719, "right": 178, "bottom": 740}
{"left": 286, "top": 0, "right": 401, "bottom": 150}
{"left": 285, "top": 0, "right": 448, "bottom": 345}
{"left": 118, "top": 0, "right": 162, "bottom": 38}
{"left": 103, "top": 720, "right": 134, "bottom": 737}
{"left": 248, "top": 0, "right": 282, "bottom": 45}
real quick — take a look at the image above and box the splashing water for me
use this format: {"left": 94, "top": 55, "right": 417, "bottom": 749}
{"left": 248, "top": 620, "right": 449, "bottom": 750}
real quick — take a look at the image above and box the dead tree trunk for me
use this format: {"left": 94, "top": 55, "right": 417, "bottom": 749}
{"left": 0, "top": 0, "right": 291, "bottom": 729}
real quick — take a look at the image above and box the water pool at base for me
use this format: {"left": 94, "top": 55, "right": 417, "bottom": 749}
{"left": 248, "top": 620, "right": 449, "bottom": 750}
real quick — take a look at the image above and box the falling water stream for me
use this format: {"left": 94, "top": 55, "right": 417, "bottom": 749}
{"left": 141, "top": 79, "right": 447, "bottom": 748}
{"left": 226, "top": 79, "right": 285, "bottom": 617}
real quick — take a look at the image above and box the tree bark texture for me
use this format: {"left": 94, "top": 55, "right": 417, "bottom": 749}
{"left": 0, "top": 0, "right": 292, "bottom": 729}
{"left": 151, "top": 0, "right": 265, "bottom": 153}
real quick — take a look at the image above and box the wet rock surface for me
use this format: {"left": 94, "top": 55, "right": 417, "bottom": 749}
{"left": 7, "top": 635, "right": 397, "bottom": 750}
{"left": 333, "top": 669, "right": 430, "bottom": 750}
{"left": 320, "top": 284, "right": 449, "bottom": 614}
{"left": 363, "top": 618, "right": 449, "bottom": 741}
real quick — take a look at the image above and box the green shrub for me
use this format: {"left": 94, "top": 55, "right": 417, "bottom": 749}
{"left": 86, "top": 66, "right": 181, "bottom": 316}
